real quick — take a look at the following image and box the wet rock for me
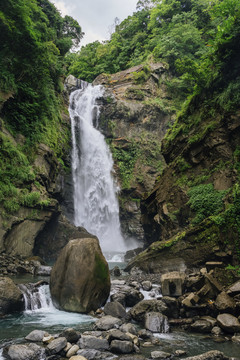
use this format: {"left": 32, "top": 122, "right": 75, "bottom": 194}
{"left": 151, "top": 350, "right": 172, "bottom": 359}
{"left": 175, "top": 350, "right": 187, "bottom": 356}
{"left": 211, "top": 326, "right": 223, "bottom": 336}
{"left": 0, "top": 276, "right": 24, "bottom": 315}
{"left": 129, "top": 299, "right": 168, "bottom": 323}
{"left": 94, "top": 315, "right": 122, "bottom": 330}
{"left": 76, "top": 349, "right": 101, "bottom": 360}
{"left": 217, "top": 313, "right": 240, "bottom": 333}
{"left": 104, "top": 301, "right": 126, "bottom": 318}
{"left": 125, "top": 288, "right": 144, "bottom": 307}
{"left": 231, "top": 335, "right": 240, "bottom": 343}
{"left": 161, "top": 272, "right": 185, "bottom": 297}
{"left": 46, "top": 337, "right": 67, "bottom": 355}
{"left": 142, "top": 281, "right": 152, "bottom": 291}
{"left": 35, "top": 265, "right": 52, "bottom": 276}
{"left": 190, "top": 320, "right": 212, "bottom": 333}
{"left": 111, "top": 266, "right": 121, "bottom": 277}
{"left": 145, "top": 312, "right": 169, "bottom": 333}
{"left": 110, "top": 339, "right": 134, "bottom": 354}
{"left": 119, "top": 356, "right": 146, "bottom": 360}
{"left": 50, "top": 237, "right": 110, "bottom": 313}
{"left": 183, "top": 350, "right": 229, "bottom": 360}
{"left": 6, "top": 343, "right": 44, "bottom": 360}
{"left": 66, "top": 345, "right": 80, "bottom": 358}
{"left": 215, "top": 292, "right": 236, "bottom": 312}
{"left": 59, "top": 328, "right": 81, "bottom": 343}
{"left": 107, "top": 329, "right": 133, "bottom": 342}
{"left": 120, "top": 323, "right": 137, "bottom": 335}
{"left": 25, "top": 330, "right": 47, "bottom": 342}
{"left": 78, "top": 335, "right": 109, "bottom": 351}
{"left": 162, "top": 296, "right": 179, "bottom": 318}
{"left": 138, "top": 329, "right": 153, "bottom": 340}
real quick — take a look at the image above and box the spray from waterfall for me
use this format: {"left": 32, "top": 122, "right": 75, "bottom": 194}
{"left": 69, "top": 81, "right": 126, "bottom": 253}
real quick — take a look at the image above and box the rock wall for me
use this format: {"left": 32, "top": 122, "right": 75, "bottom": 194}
{"left": 127, "top": 105, "right": 240, "bottom": 272}
{"left": 94, "top": 64, "right": 175, "bottom": 243}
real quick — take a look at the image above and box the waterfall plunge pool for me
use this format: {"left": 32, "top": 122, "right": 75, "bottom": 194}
{"left": 0, "top": 285, "right": 94, "bottom": 348}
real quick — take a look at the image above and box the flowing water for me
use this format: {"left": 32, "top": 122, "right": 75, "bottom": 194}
{"left": 69, "top": 82, "right": 126, "bottom": 253}
{"left": 0, "top": 284, "right": 94, "bottom": 347}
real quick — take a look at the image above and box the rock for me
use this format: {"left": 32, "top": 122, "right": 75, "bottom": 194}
{"left": 76, "top": 349, "right": 101, "bottom": 360}
{"left": 190, "top": 320, "right": 212, "bottom": 333}
{"left": 129, "top": 299, "right": 168, "bottom": 323}
{"left": 118, "top": 356, "right": 145, "bottom": 360}
{"left": 227, "top": 280, "right": 240, "bottom": 296}
{"left": 120, "top": 323, "right": 137, "bottom": 335}
{"left": 104, "top": 301, "right": 126, "bottom": 318}
{"left": 107, "top": 329, "right": 132, "bottom": 342}
{"left": 215, "top": 292, "right": 236, "bottom": 312}
{"left": 64, "top": 343, "right": 72, "bottom": 352}
{"left": 145, "top": 312, "right": 169, "bottom": 333}
{"left": 0, "top": 276, "right": 24, "bottom": 315}
{"left": 43, "top": 335, "right": 54, "bottom": 343}
{"left": 125, "top": 288, "right": 144, "bottom": 307}
{"left": 142, "top": 281, "right": 152, "bottom": 291}
{"left": 25, "top": 330, "right": 46, "bottom": 342}
{"left": 217, "top": 313, "right": 240, "bottom": 333}
{"left": 151, "top": 350, "right": 171, "bottom": 359}
{"left": 6, "top": 343, "right": 44, "bottom": 360}
{"left": 50, "top": 237, "right": 110, "bottom": 313}
{"left": 232, "top": 335, "right": 240, "bottom": 343}
{"left": 175, "top": 350, "right": 187, "bottom": 356}
{"left": 69, "top": 356, "right": 88, "bottom": 360}
{"left": 182, "top": 293, "right": 200, "bottom": 308}
{"left": 65, "top": 75, "right": 82, "bottom": 93}
{"left": 110, "top": 340, "right": 134, "bottom": 354}
{"left": 46, "top": 337, "right": 67, "bottom": 354}
{"left": 211, "top": 326, "right": 223, "bottom": 336}
{"left": 162, "top": 296, "right": 179, "bottom": 318}
{"left": 111, "top": 266, "right": 121, "bottom": 276}
{"left": 161, "top": 272, "right": 185, "bottom": 297}
{"left": 94, "top": 315, "right": 122, "bottom": 330}
{"left": 183, "top": 350, "right": 229, "bottom": 360}
{"left": 59, "top": 328, "right": 81, "bottom": 343}
{"left": 66, "top": 345, "right": 80, "bottom": 358}
{"left": 78, "top": 335, "right": 109, "bottom": 351}
{"left": 34, "top": 265, "right": 51, "bottom": 276}
{"left": 138, "top": 329, "right": 153, "bottom": 339}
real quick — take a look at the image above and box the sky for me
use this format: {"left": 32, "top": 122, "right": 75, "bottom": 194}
{"left": 53, "top": 0, "right": 138, "bottom": 46}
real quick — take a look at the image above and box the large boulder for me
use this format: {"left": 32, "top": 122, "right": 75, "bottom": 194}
{"left": 50, "top": 238, "right": 110, "bottom": 313}
{"left": 129, "top": 299, "right": 168, "bottom": 323}
{"left": 0, "top": 277, "right": 24, "bottom": 315}
{"left": 217, "top": 313, "right": 240, "bottom": 333}
{"left": 5, "top": 343, "right": 44, "bottom": 360}
{"left": 145, "top": 312, "right": 169, "bottom": 333}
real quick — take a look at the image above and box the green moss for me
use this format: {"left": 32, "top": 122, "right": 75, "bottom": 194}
{"left": 187, "top": 183, "right": 227, "bottom": 225}
{"left": 94, "top": 253, "right": 109, "bottom": 282}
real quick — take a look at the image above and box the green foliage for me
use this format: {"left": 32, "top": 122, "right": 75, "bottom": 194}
{"left": 188, "top": 183, "right": 227, "bottom": 225}
{"left": 0, "top": 0, "right": 83, "bottom": 143}
{"left": 110, "top": 141, "right": 140, "bottom": 188}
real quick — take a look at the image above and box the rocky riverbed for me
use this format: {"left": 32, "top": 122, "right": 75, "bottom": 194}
{"left": 1, "top": 260, "right": 240, "bottom": 360}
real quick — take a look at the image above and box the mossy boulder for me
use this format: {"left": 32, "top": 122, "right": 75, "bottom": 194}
{"left": 50, "top": 237, "right": 110, "bottom": 313}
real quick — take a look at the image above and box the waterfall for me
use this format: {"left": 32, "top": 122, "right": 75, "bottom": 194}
{"left": 18, "top": 283, "right": 52, "bottom": 311}
{"left": 69, "top": 81, "right": 126, "bottom": 253}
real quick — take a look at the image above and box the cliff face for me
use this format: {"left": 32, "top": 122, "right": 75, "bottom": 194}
{"left": 126, "top": 103, "right": 240, "bottom": 272}
{"left": 94, "top": 63, "right": 176, "bottom": 243}
{"left": 0, "top": 89, "right": 81, "bottom": 260}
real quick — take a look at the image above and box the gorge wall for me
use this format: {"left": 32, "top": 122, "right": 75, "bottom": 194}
{"left": 94, "top": 63, "right": 176, "bottom": 244}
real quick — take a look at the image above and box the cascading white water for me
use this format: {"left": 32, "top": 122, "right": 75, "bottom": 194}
{"left": 69, "top": 81, "right": 126, "bottom": 253}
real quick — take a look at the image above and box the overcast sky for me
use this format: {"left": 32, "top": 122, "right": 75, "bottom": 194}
{"left": 53, "top": 0, "right": 138, "bottom": 46}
